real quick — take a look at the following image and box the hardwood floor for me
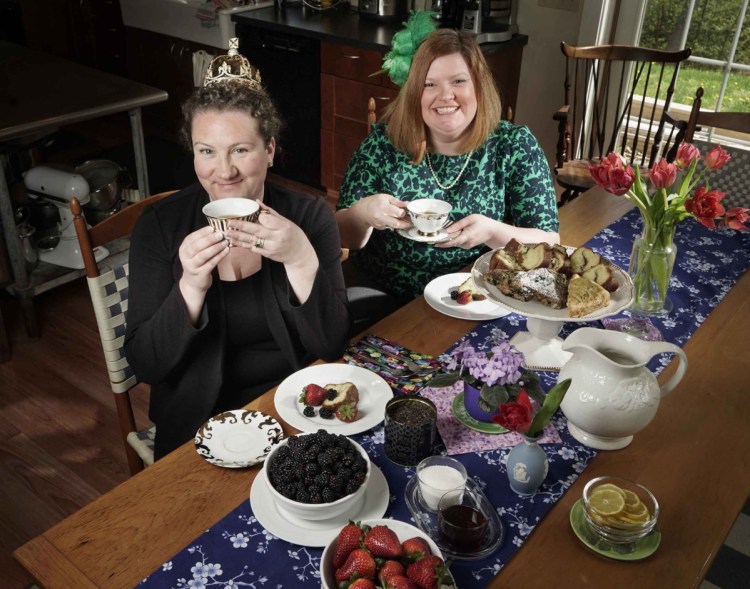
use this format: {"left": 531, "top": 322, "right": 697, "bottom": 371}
{"left": 1, "top": 279, "right": 151, "bottom": 589}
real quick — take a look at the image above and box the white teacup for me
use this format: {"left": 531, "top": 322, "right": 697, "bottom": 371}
{"left": 202, "top": 198, "right": 261, "bottom": 233}
{"left": 407, "top": 199, "right": 453, "bottom": 236}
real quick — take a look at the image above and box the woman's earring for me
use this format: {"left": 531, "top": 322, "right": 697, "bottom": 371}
{"left": 268, "top": 161, "right": 273, "bottom": 168}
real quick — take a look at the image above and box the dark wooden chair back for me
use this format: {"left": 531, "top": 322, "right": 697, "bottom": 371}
{"left": 679, "top": 87, "right": 750, "bottom": 208}
{"left": 554, "top": 42, "right": 691, "bottom": 205}
{"left": 70, "top": 191, "right": 175, "bottom": 474}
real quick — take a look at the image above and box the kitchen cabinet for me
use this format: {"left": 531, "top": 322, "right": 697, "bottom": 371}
{"left": 19, "top": 0, "right": 126, "bottom": 75}
{"left": 320, "top": 41, "right": 399, "bottom": 192}
{"left": 124, "top": 28, "right": 214, "bottom": 142}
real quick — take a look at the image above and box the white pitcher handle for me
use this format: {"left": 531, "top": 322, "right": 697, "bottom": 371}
{"left": 650, "top": 343, "right": 688, "bottom": 397}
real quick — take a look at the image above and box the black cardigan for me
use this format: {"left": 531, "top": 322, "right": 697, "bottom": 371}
{"left": 124, "top": 182, "right": 351, "bottom": 458}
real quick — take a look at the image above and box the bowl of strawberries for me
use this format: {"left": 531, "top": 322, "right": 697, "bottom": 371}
{"left": 321, "top": 518, "right": 457, "bottom": 589}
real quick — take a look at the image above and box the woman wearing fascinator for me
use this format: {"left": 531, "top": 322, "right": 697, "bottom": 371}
{"left": 336, "top": 15, "right": 560, "bottom": 320}
{"left": 124, "top": 39, "right": 350, "bottom": 459}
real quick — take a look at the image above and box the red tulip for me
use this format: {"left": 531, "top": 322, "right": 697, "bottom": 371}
{"left": 722, "top": 207, "right": 750, "bottom": 231}
{"left": 588, "top": 153, "right": 635, "bottom": 196}
{"left": 491, "top": 390, "right": 533, "bottom": 433}
{"left": 686, "top": 186, "right": 727, "bottom": 229}
{"left": 649, "top": 159, "right": 677, "bottom": 189}
{"left": 675, "top": 143, "right": 701, "bottom": 169}
{"left": 704, "top": 145, "right": 731, "bottom": 170}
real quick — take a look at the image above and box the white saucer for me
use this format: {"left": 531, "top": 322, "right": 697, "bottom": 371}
{"left": 249, "top": 464, "right": 389, "bottom": 547}
{"left": 424, "top": 273, "right": 510, "bottom": 321}
{"left": 397, "top": 226, "right": 451, "bottom": 244}
{"left": 194, "top": 410, "right": 284, "bottom": 468}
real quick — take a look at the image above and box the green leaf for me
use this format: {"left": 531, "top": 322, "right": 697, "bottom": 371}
{"left": 428, "top": 373, "right": 462, "bottom": 388}
{"left": 527, "top": 379, "right": 571, "bottom": 438}
{"left": 479, "top": 384, "right": 509, "bottom": 406}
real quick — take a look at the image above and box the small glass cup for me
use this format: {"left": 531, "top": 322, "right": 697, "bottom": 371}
{"left": 383, "top": 396, "right": 437, "bottom": 466}
{"left": 438, "top": 488, "right": 490, "bottom": 554}
{"left": 417, "top": 456, "right": 467, "bottom": 511}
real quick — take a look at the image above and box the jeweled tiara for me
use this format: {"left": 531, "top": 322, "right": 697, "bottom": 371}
{"left": 203, "top": 37, "right": 262, "bottom": 90}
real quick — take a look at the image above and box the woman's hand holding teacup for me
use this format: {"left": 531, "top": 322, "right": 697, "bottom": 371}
{"left": 178, "top": 226, "right": 230, "bottom": 322}
{"left": 435, "top": 213, "right": 499, "bottom": 250}
{"left": 351, "top": 193, "right": 411, "bottom": 231}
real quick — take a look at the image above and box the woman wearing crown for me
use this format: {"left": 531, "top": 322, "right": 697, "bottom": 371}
{"left": 124, "top": 40, "right": 350, "bottom": 459}
{"left": 336, "top": 20, "right": 560, "bottom": 319}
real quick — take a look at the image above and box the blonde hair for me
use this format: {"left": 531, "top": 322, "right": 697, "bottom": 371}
{"left": 383, "top": 29, "right": 502, "bottom": 164}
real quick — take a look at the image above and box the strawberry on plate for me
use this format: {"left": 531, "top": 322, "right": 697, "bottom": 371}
{"left": 406, "top": 554, "right": 449, "bottom": 589}
{"left": 401, "top": 536, "right": 431, "bottom": 562}
{"left": 299, "top": 383, "right": 328, "bottom": 406}
{"left": 332, "top": 521, "right": 364, "bottom": 568}
{"left": 335, "top": 402, "right": 359, "bottom": 423}
{"left": 363, "top": 524, "right": 403, "bottom": 559}
{"left": 335, "top": 548, "right": 376, "bottom": 583}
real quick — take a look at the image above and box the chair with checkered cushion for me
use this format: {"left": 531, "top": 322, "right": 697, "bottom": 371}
{"left": 70, "top": 191, "right": 175, "bottom": 475}
{"left": 683, "top": 87, "right": 750, "bottom": 209}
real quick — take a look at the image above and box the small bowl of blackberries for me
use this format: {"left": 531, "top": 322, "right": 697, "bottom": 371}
{"left": 263, "top": 429, "right": 371, "bottom": 521}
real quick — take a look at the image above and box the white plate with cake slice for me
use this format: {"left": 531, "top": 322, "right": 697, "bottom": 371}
{"left": 471, "top": 246, "right": 634, "bottom": 321}
{"left": 274, "top": 364, "right": 393, "bottom": 435}
{"left": 424, "top": 273, "right": 510, "bottom": 321}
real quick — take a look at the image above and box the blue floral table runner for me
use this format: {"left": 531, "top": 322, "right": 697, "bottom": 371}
{"left": 139, "top": 211, "right": 750, "bottom": 589}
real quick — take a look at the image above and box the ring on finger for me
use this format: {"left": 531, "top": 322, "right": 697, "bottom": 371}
{"left": 255, "top": 236, "right": 265, "bottom": 249}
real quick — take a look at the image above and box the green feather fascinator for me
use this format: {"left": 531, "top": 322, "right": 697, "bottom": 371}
{"left": 380, "top": 11, "right": 438, "bottom": 87}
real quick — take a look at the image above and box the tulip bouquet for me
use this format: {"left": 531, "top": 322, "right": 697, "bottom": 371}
{"left": 491, "top": 379, "right": 571, "bottom": 438}
{"left": 589, "top": 144, "right": 749, "bottom": 314}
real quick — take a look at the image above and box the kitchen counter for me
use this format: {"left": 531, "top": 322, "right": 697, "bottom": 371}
{"left": 232, "top": 4, "right": 527, "bottom": 52}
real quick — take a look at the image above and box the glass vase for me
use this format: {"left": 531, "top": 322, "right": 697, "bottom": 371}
{"left": 628, "top": 222, "right": 677, "bottom": 316}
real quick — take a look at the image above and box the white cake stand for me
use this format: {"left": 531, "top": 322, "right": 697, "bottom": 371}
{"left": 471, "top": 249, "right": 634, "bottom": 371}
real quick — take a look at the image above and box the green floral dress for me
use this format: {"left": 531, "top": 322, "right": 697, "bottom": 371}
{"left": 337, "top": 121, "right": 559, "bottom": 301}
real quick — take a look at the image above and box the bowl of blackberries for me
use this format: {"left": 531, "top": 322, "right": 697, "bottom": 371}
{"left": 263, "top": 430, "right": 371, "bottom": 521}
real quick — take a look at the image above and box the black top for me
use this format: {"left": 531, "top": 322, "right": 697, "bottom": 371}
{"left": 124, "top": 182, "right": 351, "bottom": 458}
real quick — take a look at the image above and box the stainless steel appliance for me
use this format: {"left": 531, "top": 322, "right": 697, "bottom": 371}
{"left": 458, "top": 0, "right": 518, "bottom": 44}
{"left": 359, "top": 0, "right": 409, "bottom": 22}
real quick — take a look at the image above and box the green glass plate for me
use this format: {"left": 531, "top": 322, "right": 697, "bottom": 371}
{"left": 569, "top": 499, "right": 661, "bottom": 561}
{"left": 451, "top": 392, "right": 508, "bottom": 435}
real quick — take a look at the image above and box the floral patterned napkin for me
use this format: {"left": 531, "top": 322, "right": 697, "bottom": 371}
{"left": 420, "top": 381, "right": 562, "bottom": 456}
{"left": 342, "top": 334, "right": 442, "bottom": 394}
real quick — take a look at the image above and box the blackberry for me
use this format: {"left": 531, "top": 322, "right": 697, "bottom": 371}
{"left": 302, "top": 405, "right": 316, "bottom": 418}
{"left": 353, "top": 456, "right": 368, "bottom": 473}
{"left": 314, "top": 473, "right": 329, "bottom": 487}
{"left": 326, "top": 388, "right": 338, "bottom": 400}
{"left": 309, "top": 492, "right": 323, "bottom": 504}
{"left": 319, "top": 408, "right": 334, "bottom": 419}
{"left": 275, "top": 446, "right": 291, "bottom": 461}
{"left": 304, "top": 462, "right": 319, "bottom": 476}
{"left": 345, "top": 481, "right": 359, "bottom": 495}
{"left": 296, "top": 490, "right": 310, "bottom": 504}
{"left": 450, "top": 289, "right": 459, "bottom": 300}
{"left": 322, "top": 488, "right": 337, "bottom": 503}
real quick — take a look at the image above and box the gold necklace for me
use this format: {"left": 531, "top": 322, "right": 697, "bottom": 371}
{"left": 425, "top": 150, "right": 473, "bottom": 191}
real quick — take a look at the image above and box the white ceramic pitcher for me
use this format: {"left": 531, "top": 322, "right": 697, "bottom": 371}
{"left": 558, "top": 327, "right": 688, "bottom": 450}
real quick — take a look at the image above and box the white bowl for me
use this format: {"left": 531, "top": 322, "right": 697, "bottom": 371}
{"left": 263, "top": 432, "right": 371, "bottom": 522}
{"left": 320, "top": 518, "right": 444, "bottom": 589}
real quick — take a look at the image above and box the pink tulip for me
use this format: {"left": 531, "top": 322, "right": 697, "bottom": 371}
{"left": 686, "top": 186, "right": 727, "bottom": 229}
{"left": 704, "top": 145, "right": 731, "bottom": 170}
{"left": 722, "top": 207, "right": 750, "bottom": 231}
{"left": 588, "top": 152, "right": 635, "bottom": 196}
{"left": 649, "top": 159, "right": 678, "bottom": 189}
{"left": 675, "top": 143, "right": 701, "bottom": 169}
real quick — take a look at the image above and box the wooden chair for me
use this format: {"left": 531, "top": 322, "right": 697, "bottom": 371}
{"left": 680, "top": 87, "right": 750, "bottom": 208}
{"left": 554, "top": 42, "right": 692, "bottom": 205}
{"left": 70, "top": 191, "right": 176, "bottom": 475}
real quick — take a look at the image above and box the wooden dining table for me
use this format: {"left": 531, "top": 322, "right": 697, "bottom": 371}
{"left": 14, "top": 187, "right": 750, "bottom": 588}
